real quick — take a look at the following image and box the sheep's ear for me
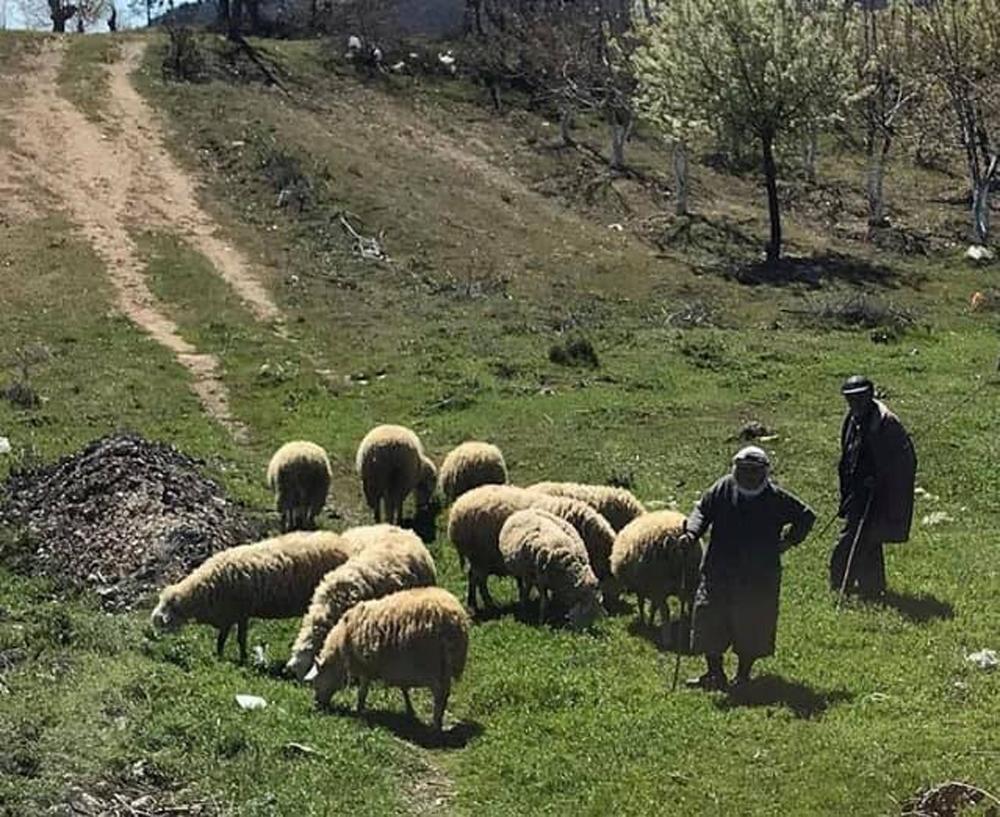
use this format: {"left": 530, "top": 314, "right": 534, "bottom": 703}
{"left": 304, "top": 664, "right": 319, "bottom": 682}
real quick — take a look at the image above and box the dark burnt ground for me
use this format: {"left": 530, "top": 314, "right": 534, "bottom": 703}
{"left": 0, "top": 433, "right": 264, "bottom": 610}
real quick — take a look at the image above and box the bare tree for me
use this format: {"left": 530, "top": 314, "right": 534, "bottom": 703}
{"left": 913, "top": 0, "right": 1000, "bottom": 245}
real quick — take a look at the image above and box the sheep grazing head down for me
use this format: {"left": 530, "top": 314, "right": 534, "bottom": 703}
{"left": 308, "top": 636, "right": 349, "bottom": 707}
{"left": 150, "top": 592, "right": 186, "bottom": 633}
{"left": 415, "top": 456, "right": 438, "bottom": 509}
{"left": 567, "top": 593, "right": 605, "bottom": 630}
{"left": 285, "top": 647, "right": 315, "bottom": 682}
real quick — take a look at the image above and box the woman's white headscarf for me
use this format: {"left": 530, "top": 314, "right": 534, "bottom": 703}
{"left": 732, "top": 446, "right": 771, "bottom": 497}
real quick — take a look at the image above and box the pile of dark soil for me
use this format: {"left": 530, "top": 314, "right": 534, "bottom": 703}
{"left": 0, "top": 433, "right": 264, "bottom": 611}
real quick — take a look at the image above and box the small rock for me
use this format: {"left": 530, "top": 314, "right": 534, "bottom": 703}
{"left": 235, "top": 694, "right": 267, "bottom": 710}
{"left": 965, "top": 649, "right": 998, "bottom": 671}
{"left": 965, "top": 245, "right": 994, "bottom": 264}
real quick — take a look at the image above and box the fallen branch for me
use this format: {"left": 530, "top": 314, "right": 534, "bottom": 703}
{"left": 338, "top": 213, "right": 389, "bottom": 261}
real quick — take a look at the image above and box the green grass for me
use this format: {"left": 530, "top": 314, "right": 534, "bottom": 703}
{"left": 58, "top": 34, "right": 121, "bottom": 128}
{"left": 2, "top": 31, "right": 999, "bottom": 816}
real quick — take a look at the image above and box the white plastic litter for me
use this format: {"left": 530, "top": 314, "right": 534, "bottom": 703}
{"left": 235, "top": 694, "right": 268, "bottom": 710}
{"left": 0, "top": 437, "right": 10, "bottom": 455}
{"left": 921, "top": 511, "right": 954, "bottom": 527}
{"left": 252, "top": 645, "right": 268, "bottom": 669}
{"left": 966, "top": 649, "right": 999, "bottom": 671}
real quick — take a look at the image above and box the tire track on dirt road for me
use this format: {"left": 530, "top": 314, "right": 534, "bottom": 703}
{"left": 4, "top": 38, "right": 285, "bottom": 440}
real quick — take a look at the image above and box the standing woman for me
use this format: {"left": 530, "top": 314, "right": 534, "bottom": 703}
{"left": 681, "top": 446, "right": 815, "bottom": 691}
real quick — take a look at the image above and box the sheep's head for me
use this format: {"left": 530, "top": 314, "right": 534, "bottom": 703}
{"left": 285, "top": 647, "right": 316, "bottom": 682}
{"left": 309, "top": 653, "right": 348, "bottom": 707}
{"left": 150, "top": 591, "right": 186, "bottom": 633}
{"left": 568, "top": 590, "right": 605, "bottom": 631}
{"left": 415, "top": 455, "right": 438, "bottom": 509}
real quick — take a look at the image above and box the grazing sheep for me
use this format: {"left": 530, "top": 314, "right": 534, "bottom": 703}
{"left": 286, "top": 526, "right": 436, "bottom": 680}
{"left": 529, "top": 481, "right": 646, "bottom": 532}
{"left": 309, "top": 587, "right": 469, "bottom": 733}
{"left": 267, "top": 441, "right": 333, "bottom": 532}
{"left": 150, "top": 531, "right": 359, "bottom": 663}
{"left": 499, "top": 509, "right": 603, "bottom": 629}
{"left": 528, "top": 494, "right": 617, "bottom": 600}
{"left": 610, "top": 511, "right": 702, "bottom": 641}
{"left": 356, "top": 425, "right": 434, "bottom": 524}
{"left": 447, "top": 484, "right": 538, "bottom": 611}
{"left": 439, "top": 441, "right": 508, "bottom": 503}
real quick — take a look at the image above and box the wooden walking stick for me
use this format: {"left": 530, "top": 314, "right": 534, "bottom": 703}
{"left": 671, "top": 542, "right": 689, "bottom": 692}
{"left": 836, "top": 492, "right": 875, "bottom": 609}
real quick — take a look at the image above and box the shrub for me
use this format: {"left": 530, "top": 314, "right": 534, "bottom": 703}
{"left": 162, "top": 26, "right": 206, "bottom": 83}
{"left": 549, "top": 337, "right": 599, "bottom": 368}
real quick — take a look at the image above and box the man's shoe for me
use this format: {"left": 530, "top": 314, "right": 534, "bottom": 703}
{"left": 685, "top": 672, "right": 728, "bottom": 691}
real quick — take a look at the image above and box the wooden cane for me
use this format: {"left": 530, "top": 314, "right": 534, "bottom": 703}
{"left": 836, "top": 491, "right": 875, "bottom": 609}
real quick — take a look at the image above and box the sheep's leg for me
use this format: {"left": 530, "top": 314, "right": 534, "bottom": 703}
{"left": 466, "top": 569, "right": 478, "bottom": 611}
{"left": 357, "top": 679, "right": 370, "bottom": 713}
{"left": 216, "top": 624, "right": 231, "bottom": 658}
{"left": 401, "top": 688, "right": 415, "bottom": 718}
{"left": 478, "top": 576, "right": 496, "bottom": 610}
{"left": 657, "top": 599, "right": 671, "bottom": 645}
{"left": 432, "top": 683, "right": 450, "bottom": 734}
{"left": 538, "top": 587, "right": 548, "bottom": 625}
{"left": 236, "top": 618, "right": 249, "bottom": 664}
{"left": 637, "top": 596, "right": 646, "bottom": 625}
{"left": 373, "top": 498, "right": 382, "bottom": 524}
{"left": 516, "top": 578, "right": 530, "bottom": 613}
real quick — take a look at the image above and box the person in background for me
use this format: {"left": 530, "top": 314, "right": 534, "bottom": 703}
{"left": 831, "top": 375, "right": 917, "bottom": 600}
{"left": 681, "top": 447, "right": 815, "bottom": 691}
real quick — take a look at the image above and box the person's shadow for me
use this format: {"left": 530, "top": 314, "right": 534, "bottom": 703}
{"left": 716, "top": 674, "right": 853, "bottom": 720}
{"left": 876, "top": 590, "right": 954, "bottom": 624}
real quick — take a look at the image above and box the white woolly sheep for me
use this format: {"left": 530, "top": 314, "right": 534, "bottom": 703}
{"left": 309, "top": 586, "right": 469, "bottom": 733}
{"left": 267, "top": 441, "right": 333, "bottom": 532}
{"left": 447, "top": 484, "right": 538, "bottom": 611}
{"left": 499, "top": 509, "right": 603, "bottom": 629}
{"left": 355, "top": 425, "right": 435, "bottom": 525}
{"left": 610, "top": 511, "right": 702, "bottom": 642}
{"left": 150, "top": 531, "right": 360, "bottom": 663}
{"left": 286, "top": 526, "right": 436, "bottom": 680}
{"left": 529, "top": 481, "right": 646, "bottom": 532}
{"left": 439, "top": 441, "right": 508, "bottom": 503}
{"left": 447, "top": 484, "right": 616, "bottom": 612}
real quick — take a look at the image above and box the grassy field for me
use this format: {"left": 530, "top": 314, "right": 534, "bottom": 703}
{"left": 1, "top": 31, "right": 998, "bottom": 816}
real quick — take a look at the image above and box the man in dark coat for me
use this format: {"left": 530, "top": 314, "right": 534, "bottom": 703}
{"left": 681, "top": 447, "right": 815, "bottom": 691}
{"left": 830, "top": 376, "right": 917, "bottom": 599}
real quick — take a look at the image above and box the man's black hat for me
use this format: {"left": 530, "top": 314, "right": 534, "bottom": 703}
{"left": 841, "top": 375, "right": 874, "bottom": 395}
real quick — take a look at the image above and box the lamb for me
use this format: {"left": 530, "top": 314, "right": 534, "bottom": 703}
{"left": 499, "top": 509, "right": 603, "bottom": 629}
{"left": 308, "top": 586, "right": 469, "bottom": 734}
{"left": 150, "top": 531, "right": 360, "bottom": 663}
{"left": 286, "top": 526, "right": 436, "bottom": 680}
{"left": 439, "top": 441, "right": 508, "bottom": 503}
{"left": 529, "top": 481, "right": 646, "bottom": 532}
{"left": 266, "top": 441, "right": 333, "bottom": 532}
{"left": 355, "top": 424, "right": 436, "bottom": 524}
{"left": 610, "top": 510, "right": 702, "bottom": 642}
{"left": 447, "top": 484, "right": 615, "bottom": 612}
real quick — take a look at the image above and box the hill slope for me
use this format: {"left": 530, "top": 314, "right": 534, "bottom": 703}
{"left": 1, "top": 31, "right": 998, "bottom": 817}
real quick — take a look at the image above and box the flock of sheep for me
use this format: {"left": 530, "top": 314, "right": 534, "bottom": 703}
{"left": 151, "top": 424, "right": 701, "bottom": 734}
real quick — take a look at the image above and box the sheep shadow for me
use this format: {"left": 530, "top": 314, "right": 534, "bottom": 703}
{"left": 875, "top": 590, "right": 954, "bottom": 624}
{"left": 731, "top": 253, "right": 898, "bottom": 289}
{"left": 470, "top": 601, "right": 522, "bottom": 624}
{"left": 715, "top": 674, "right": 853, "bottom": 720}
{"left": 627, "top": 616, "right": 693, "bottom": 655}
{"left": 356, "top": 708, "right": 484, "bottom": 749}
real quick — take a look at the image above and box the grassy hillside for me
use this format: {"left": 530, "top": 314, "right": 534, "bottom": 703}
{"left": 1, "top": 31, "right": 998, "bottom": 816}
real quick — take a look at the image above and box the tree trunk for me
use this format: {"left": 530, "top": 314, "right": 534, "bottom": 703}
{"left": 246, "top": 0, "right": 259, "bottom": 33}
{"left": 559, "top": 107, "right": 573, "bottom": 146}
{"left": 761, "top": 133, "right": 781, "bottom": 264}
{"left": 75, "top": 15, "right": 83, "bottom": 31}
{"left": 610, "top": 122, "right": 627, "bottom": 171}
{"left": 228, "top": 0, "right": 242, "bottom": 40}
{"left": 803, "top": 124, "right": 817, "bottom": 185}
{"left": 108, "top": 5, "right": 117, "bottom": 31}
{"left": 217, "top": 0, "right": 229, "bottom": 27}
{"left": 866, "top": 148, "right": 887, "bottom": 228}
{"left": 673, "top": 139, "right": 688, "bottom": 216}
{"left": 972, "top": 181, "right": 991, "bottom": 245}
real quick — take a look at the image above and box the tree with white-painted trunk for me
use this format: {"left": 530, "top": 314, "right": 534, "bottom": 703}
{"left": 844, "top": 3, "right": 918, "bottom": 233}
{"left": 912, "top": 0, "right": 1000, "bottom": 246}
{"left": 633, "top": 0, "right": 848, "bottom": 263}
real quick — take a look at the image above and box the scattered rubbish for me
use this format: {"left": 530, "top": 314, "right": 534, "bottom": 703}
{"left": 282, "top": 742, "right": 326, "bottom": 760}
{"left": 965, "top": 245, "right": 995, "bottom": 264}
{"left": 965, "top": 649, "right": 998, "bottom": 671}
{"left": 235, "top": 694, "right": 267, "bottom": 710}
{"left": 970, "top": 291, "right": 986, "bottom": 311}
{"left": 921, "top": 511, "right": 954, "bottom": 527}
{"left": 608, "top": 223, "right": 624, "bottom": 232}
{"left": 914, "top": 486, "right": 939, "bottom": 501}
{"left": 0, "top": 437, "right": 10, "bottom": 455}
{"left": 252, "top": 645, "right": 269, "bottom": 669}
